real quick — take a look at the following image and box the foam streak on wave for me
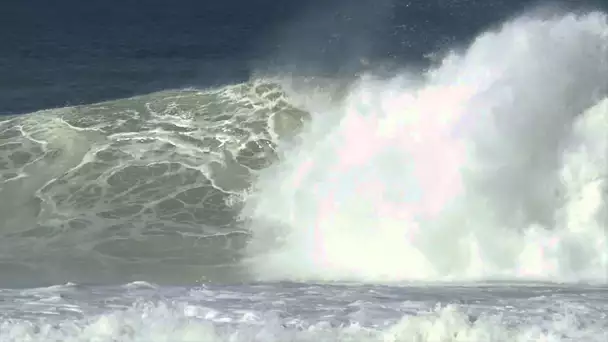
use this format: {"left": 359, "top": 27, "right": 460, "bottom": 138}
{"left": 243, "top": 12, "right": 608, "bottom": 283}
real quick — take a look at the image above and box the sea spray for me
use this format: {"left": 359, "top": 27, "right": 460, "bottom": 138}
{"left": 243, "top": 12, "right": 608, "bottom": 283}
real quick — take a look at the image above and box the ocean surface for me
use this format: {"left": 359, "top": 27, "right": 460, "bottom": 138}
{"left": 2, "top": 0, "right": 608, "bottom": 340}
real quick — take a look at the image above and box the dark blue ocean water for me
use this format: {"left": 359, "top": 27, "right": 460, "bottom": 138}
{"left": 0, "top": 0, "right": 554, "bottom": 115}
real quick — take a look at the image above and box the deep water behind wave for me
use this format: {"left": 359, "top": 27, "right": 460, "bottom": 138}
{"left": 1, "top": 11, "right": 608, "bottom": 287}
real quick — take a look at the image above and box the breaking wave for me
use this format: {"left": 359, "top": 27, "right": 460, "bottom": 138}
{"left": 1, "top": 10, "right": 608, "bottom": 286}
{"left": 243, "top": 12, "right": 608, "bottom": 283}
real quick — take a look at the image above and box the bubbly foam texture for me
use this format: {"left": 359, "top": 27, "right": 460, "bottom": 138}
{"left": 0, "top": 81, "right": 310, "bottom": 285}
{"left": 1, "top": 303, "right": 602, "bottom": 342}
{"left": 244, "top": 12, "right": 608, "bottom": 283}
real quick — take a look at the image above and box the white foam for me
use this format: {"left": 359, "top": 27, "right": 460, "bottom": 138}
{"left": 243, "top": 12, "right": 608, "bottom": 283}
{"left": 1, "top": 303, "right": 604, "bottom": 342}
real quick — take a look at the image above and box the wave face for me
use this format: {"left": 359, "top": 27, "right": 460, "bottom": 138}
{"left": 2, "top": 10, "right": 608, "bottom": 286}
{"left": 0, "top": 81, "right": 319, "bottom": 286}
{"left": 243, "top": 12, "right": 608, "bottom": 283}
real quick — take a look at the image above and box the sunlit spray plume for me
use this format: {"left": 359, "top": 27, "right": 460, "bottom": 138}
{"left": 242, "top": 12, "right": 608, "bottom": 283}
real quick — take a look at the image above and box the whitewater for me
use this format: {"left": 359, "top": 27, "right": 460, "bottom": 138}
{"left": 1, "top": 9, "right": 608, "bottom": 341}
